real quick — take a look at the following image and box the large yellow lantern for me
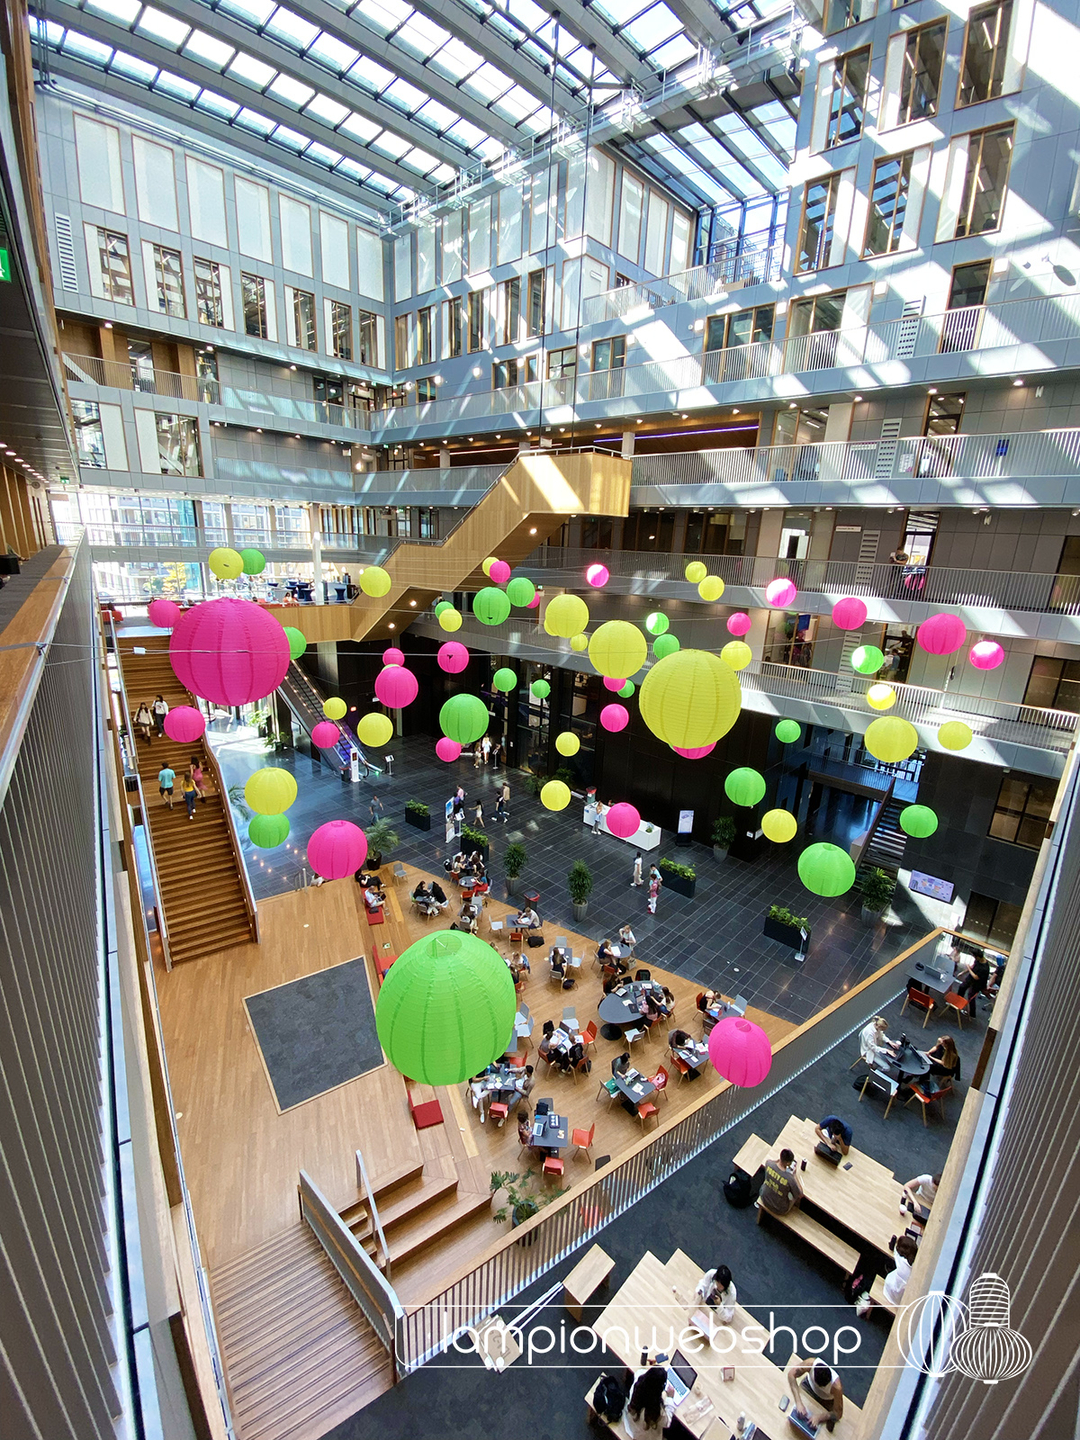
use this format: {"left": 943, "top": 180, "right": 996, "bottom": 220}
{"left": 864, "top": 716, "right": 918, "bottom": 763}
{"left": 720, "top": 640, "right": 752, "bottom": 671}
{"left": 762, "top": 809, "right": 798, "bottom": 843}
{"left": 544, "top": 594, "right": 590, "bottom": 639}
{"left": 588, "top": 620, "right": 647, "bottom": 679}
{"left": 570, "top": 633, "right": 589, "bottom": 652}
{"left": 555, "top": 731, "right": 580, "bottom": 756}
{"left": 438, "top": 607, "right": 463, "bottom": 632}
{"left": 360, "top": 565, "right": 392, "bottom": 598}
{"left": 639, "top": 649, "right": 742, "bottom": 750}
{"left": 540, "top": 780, "right": 571, "bottom": 811}
{"left": 698, "top": 576, "right": 725, "bottom": 602}
{"left": 244, "top": 767, "right": 297, "bottom": 815}
{"left": 938, "top": 720, "right": 973, "bottom": 751}
{"left": 684, "top": 561, "right": 707, "bottom": 583}
{"left": 208, "top": 546, "right": 243, "bottom": 579}
{"left": 867, "top": 683, "right": 896, "bottom": 711}
{"left": 357, "top": 712, "right": 394, "bottom": 747}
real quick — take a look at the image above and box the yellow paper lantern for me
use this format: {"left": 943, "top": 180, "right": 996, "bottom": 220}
{"left": 762, "top": 809, "right": 798, "bottom": 843}
{"left": 864, "top": 716, "right": 919, "bottom": 764}
{"left": 555, "top": 731, "right": 580, "bottom": 757}
{"left": 360, "top": 565, "right": 392, "bottom": 598}
{"left": 698, "top": 575, "right": 725, "bottom": 602}
{"left": 639, "top": 649, "right": 742, "bottom": 750}
{"left": 357, "top": 712, "right": 394, "bottom": 747}
{"left": 544, "top": 593, "right": 590, "bottom": 638}
{"left": 438, "top": 607, "right": 463, "bottom": 632}
{"left": 323, "top": 697, "right": 347, "bottom": 720}
{"left": 685, "top": 561, "right": 707, "bottom": 583}
{"left": 540, "top": 779, "right": 571, "bottom": 811}
{"left": 570, "top": 633, "right": 589, "bottom": 652}
{"left": 939, "top": 720, "right": 973, "bottom": 751}
{"left": 482, "top": 556, "right": 497, "bottom": 577}
{"left": 720, "top": 640, "right": 752, "bottom": 671}
{"left": 588, "top": 619, "right": 647, "bottom": 679}
{"left": 208, "top": 546, "right": 243, "bottom": 579}
{"left": 244, "top": 767, "right": 297, "bottom": 815}
{"left": 867, "top": 683, "right": 896, "bottom": 711}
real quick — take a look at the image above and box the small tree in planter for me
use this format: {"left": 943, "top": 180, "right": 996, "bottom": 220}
{"left": 404, "top": 799, "right": 431, "bottom": 831}
{"left": 490, "top": 1170, "right": 567, "bottom": 1232}
{"left": 568, "top": 859, "right": 593, "bottom": 921}
{"left": 659, "top": 857, "right": 697, "bottom": 898}
{"left": 365, "top": 818, "right": 400, "bottom": 870}
{"left": 461, "top": 822, "right": 489, "bottom": 855}
{"left": 505, "top": 841, "right": 526, "bottom": 897}
{"left": 860, "top": 867, "right": 896, "bottom": 925}
{"left": 712, "top": 815, "right": 736, "bottom": 861}
{"left": 763, "top": 904, "right": 810, "bottom": 949}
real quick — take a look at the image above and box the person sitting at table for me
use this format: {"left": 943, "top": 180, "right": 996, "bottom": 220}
{"left": 925, "top": 1034, "right": 961, "bottom": 1081}
{"left": 759, "top": 1148, "right": 804, "bottom": 1216}
{"left": 618, "top": 923, "right": 637, "bottom": 953}
{"left": 902, "top": 1171, "right": 941, "bottom": 1221}
{"left": 429, "top": 880, "right": 448, "bottom": 910}
{"left": 695, "top": 1263, "right": 737, "bottom": 1323}
{"left": 362, "top": 884, "right": 383, "bottom": 912}
{"left": 467, "top": 1069, "right": 496, "bottom": 1122}
{"left": 668, "top": 1028, "right": 693, "bottom": 1052}
{"left": 602, "top": 972, "right": 627, "bottom": 996}
{"left": 508, "top": 952, "right": 531, "bottom": 986}
{"left": 549, "top": 947, "right": 568, "bottom": 979}
{"left": 623, "top": 1363, "right": 675, "bottom": 1440}
{"left": 446, "top": 852, "right": 466, "bottom": 878}
{"left": 537, "top": 1020, "right": 556, "bottom": 1067}
{"left": 787, "top": 1357, "right": 845, "bottom": 1433}
{"left": 412, "top": 881, "right": 438, "bottom": 915}
{"left": 814, "top": 1114, "right": 852, "bottom": 1157}
{"left": 460, "top": 896, "right": 482, "bottom": 923}
{"left": 517, "top": 1107, "right": 533, "bottom": 1150}
{"left": 644, "top": 990, "right": 671, "bottom": 1020}
{"left": 883, "top": 1234, "right": 919, "bottom": 1307}
{"left": 860, "top": 1015, "right": 902, "bottom": 1067}
{"left": 514, "top": 905, "right": 541, "bottom": 929}
{"left": 611, "top": 1052, "right": 630, "bottom": 1077}
{"left": 597, "top": 937, "right": 618, "bottom": 962}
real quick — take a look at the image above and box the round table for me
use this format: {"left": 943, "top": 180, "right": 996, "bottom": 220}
{"left": 598, "top": 990, "right": 645, "bottom": 1041}
{"left": 893, "top": 1042, "right": 931, "bottom": 1083}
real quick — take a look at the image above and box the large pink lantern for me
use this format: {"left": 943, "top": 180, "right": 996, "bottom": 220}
{"left": 917, "top": 612, "right": 967, "bottom": 656}
{"left": 674, "top": 742, "right": 716, "bottom": 759}
{"left": 436, "top": 737, "right": 463, "bottom": 762}
{"left": 586, "top": 563, "right": 610, "bottom": 588}
{"left": 170, "top": 597, "right": 290, "bottom": 706}
{"left": 832, "top": 597, "right": 867, "bottom": 630}
{"left": 527, "top": 594, "right": 540, "bottom": 609}
{"left": 765, "top": 577, "right": 797, "bottom": 608}
{"left": 606, "top": 802, "right": 641, "bottom": 838}
{"left": 382, "top": 646, "right": 405, "bottom": 667}
{"left": 163, "top": 706, "right": 205, "bottom": 743}
{"left": 312, "top": 720, "right": 341, "bottom": 748}
{"left": 600, "top": 703, "right": 629, "bottom": 732}
{"left": 489, "top": 559, "right": 511, "bottom": 584}
{"left": 438, "top": 641, "right": 469, "bottom": 674}
{"left": 970, "top": 640, "right": 1005, "bottom": 670}
{"left": 603, "top": 676, "right": 627, "bottom": 692}
{"left": 375, "top": 665, "right": 419, "bottom": 708}
{"left": 726, "top": 612, "right": 752, "bottom": 637}
{"left": 307, "top": 820, "right": 367, "bottom": 879}
{"left": 708, "top": 1016, "right": 772, "bottom": 1087}
{"left": 148, "top": 598, "right": 182, "bottom": 628}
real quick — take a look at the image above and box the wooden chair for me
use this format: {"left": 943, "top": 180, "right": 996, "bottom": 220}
{"left": 581, "top": 1021, "right": 598, "bottom": 1055}
{"left": 571, "top": 1122, "right": 596, "bottom": 1160}
{"left": 858, "top": 1067, "right": 898, "bottom": 1119}
{"left": 624, "top": 1027, "right": 645, "bottom": 1051}
{"left": 905, "top": 1080, "right": 954, "bottom": 1125}
{"left": 596, "top": 1078, "right": 619, "bottom": 1107}
{"left": 650, "top": 1065, "right": 669, "bottom": 1103}
{"left": 671, "top": 1055, "right": 692, "bottom": 1082}
{"left": 489, "top": 1102, "right": 510, "bottom": 1127}
{"left": 542, "top": 1156, "right": 564, "bottom": 1178}
{"left": 562, "top": 1007, "right": 578, "bottom": 1031}
{"left": 900, "top": 985, "right": 936, "bottom": 1027}
{"left": 942, "top": 992, "right": 968, "bottom": 1028}
{"left": 637, "top": 1100, "right": 659, "bottom": 1130}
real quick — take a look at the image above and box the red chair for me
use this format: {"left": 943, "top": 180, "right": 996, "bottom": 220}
{"left": 671, "top": 1055, "right": 692, "bottom": 1082}
{"left": 571, "top": 1122, "right": 595, "bottom": 1160}
{"left": 942, "top": 991, "right": 968, "bottom": 1028}
{"left": 581, "top": 1021, "right": 598, "bottom": 1054}
{"left": 542, "top": 1156, "right": 564, "bottom": 1177}
{"left": 905, "top": 1080, "right": 953, "bottom": 1125}
{"left": 637, "top": 1100, "right": 659, "bottom": 1130}
{"left": 650, "top": 1066, "right": 669, "bottom": 1104}
{"left": 366, "top": 905, "right": 385, "bottom": 926}
{"left": 375, "top": 950, "right": 398, "bottom": 984}
{"left": 900, "top": 985, "right": 936, "bottom": 1027}
{"left": 408, "top": 1092, "right": 444, "bottom": 1130}
{"left": 489, "top": 1102, "right": 509, "bottom": 1126}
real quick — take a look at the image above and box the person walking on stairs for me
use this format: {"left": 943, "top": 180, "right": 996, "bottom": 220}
{"left": 181, "top": 774, "right": 198, "bottom": 820}
{"left": 151, "top": 694, "right": 169, "bottom": 735}
{"left": 158, "top": 764, "right": 176, "bottom": 809}
{"left": 134, "top": 702, "right": 154, "bottom": 744}
{"left": 189, "top": 757, "right": 207, "bottom": 803}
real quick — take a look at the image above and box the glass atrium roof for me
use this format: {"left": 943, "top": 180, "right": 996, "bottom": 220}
{"left": 33, "top": 0, "right": 799, "bottom": 220}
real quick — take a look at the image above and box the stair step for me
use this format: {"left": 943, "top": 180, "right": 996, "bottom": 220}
{"left": 339, "top": 1159, "right": 426, "bottom": 1226}
{"left": 382, "top": 1190, "right": 492, "bottom": 1267}
{"left": 232, "top": 1342, "right": 390, "bottom": 1440}
{"left": 349, "top": 1173, "right": 459, "bottom": 1245}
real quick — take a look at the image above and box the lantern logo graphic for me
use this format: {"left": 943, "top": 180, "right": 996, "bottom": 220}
{"left": 898, "top": 1273, "right": 1032, "bottom": 1384}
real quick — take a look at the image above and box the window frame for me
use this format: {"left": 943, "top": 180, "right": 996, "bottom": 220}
{"left": 796, "top": 173, "right": 844, "bottom": 273}
{"left": 897, "top": 18, "right": 947, "bottom": 125}
{"left": 547, "top": 346, "right": 577, "bottom": 380}
{"left": 826, "top": 46, "right": 872, "bottom": 149}
{"left": 954, "top": 123, "right": 1014, "bottom": 239}
{"left": 241, "top": 272, "right": 268, "bottom": 339}
{"left": 527, "top": 269, "right": 546, "bottom": 337}
{"left": 591, "top": 336, "right": 627, "bottom": 371}
{"left": 416, "top": 305, "right": 434, "bottom": 365}
{"left": 957, "top": 0, "right": 1015, "bottom": 108}
{"left": 96, "top": 228, "right": 134, "bottom": 305}
{"left": 467, "top": 290, "right": 485, "bottom": 353}
{"left": 448, "top": 296, "right": 464, "bottom": 358}
{"left": 291, "top": 287, "right": 317, "bottom": 352}
{"left": 358, "top": 310, "right": 378, "bottom": 367}
{"left": 862, "top": 149, "right": 915, "bottom": 256}
{"left": 150, "top": 243, "right": 185, "bottom": 318}
{"left": 989, "top": 772, "right": 1055, "bottom": 849}
{"left": 330, "top": 299, "right": 353, "bottom": 361}
{"left": 193, "top": 257, "right": 224, "bottom": 328}
{"left": 502, "top": 276, "right": 521, "bottom": 346}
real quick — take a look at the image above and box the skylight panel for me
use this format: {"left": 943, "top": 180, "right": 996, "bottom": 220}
{"left": 463, "top": 62, "right": 511, "bottom": 102}
{"left": 182, "top": 29, "right": 236, "bottom": 69}
{"left": 623, "top": 3, "right": 680, "bottom": 50}
{"left": 339, "top": 111, "right": 381, "bottom": 142}
{"left": 401, "top": 146, "right": 438, "bottom": 173}
{"left": 370, "top": 130, "right": 411, "bottom": 158}
{"left": 226, "top": 50, "right": 276, "bottom": 86}
{"left": 347, "top": 55, "right": 396, "bottom": 93}
{"left": 233, "top": 105, "right": 276, "bottom": 132}
{"left": 269, "top": 123, "right": 308, "bottom": 150}
{"left": 266, "top": 72, "right": 315, "bottom": 106}
{"left": 429, "top": 162, "right": 456, "bottom": 183}
{"left": 195, "top": 88, "right": 241, "bottom": 117}
{"left": 474, "top": 136, "right": 504, "bottom": 161}
{"left": 518, "top": 105, "right": 552, "bottom": 135}
{"left": 428, "top": 37, "right": 483, "bottom": 81}
{"left": 650, "top": 33, "right": 696, "bottom": 68}
{"left": 304, "top": 93, "right": 349, "bottom": 125}
{"left": 492, "top": 86, "right": 538, "bottom": 122}
{"left": 263, "top": 6, "right": 319, "bottom": 50}
{"left": 394, "top": 14, "right": 449, "bottom": 57}
{"left": 153, "top": 69, "right": 201, "bottom": 100}
{"left": 109, "top": 48, "right": 159, "bottom": 81}
{"left": 303, "top": 141, "right": 342, "bottom": 166}
{"left": 334, "top": 157, "right": 373, "bottom": 181}
{"left": 217, "top": 0, "right": 275, "bottom": 26}
{"left": 413, "top": 97, "right": 456, "bottom": 131}
{"left": 62, "top": 30, "right": 114, "bottom": 63}
{"left": 382, "top": 76, "right": 427, "bottom": 112}
{"left": 83, "top": 0, "right": 140, "bottom": 24}
{"left": 445, "top": 116, "right": 485, "bottom": 149}
{"left": 135, "top": 7, "right": 191, "bottom": 48}
{"left": 506, "top": 0, "right": 548, "bottom": 31}
{"left": 592, "top": 0, "right": 645, "bottom": 26}
{"left": 305, "top": 33, "right": 360, "bottom": 73}
{"left": 362, "top": 0, "right": 412, "bottom": 36}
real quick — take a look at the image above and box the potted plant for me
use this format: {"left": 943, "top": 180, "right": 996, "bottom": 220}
{"left": 405, "top": 798, "right": 431, "bottom": 831}
{"left": 712, "top": 815, "right": 736, "bottom": 861}
{"left": 460, "top": 822, "right": 489, "bottom": 857}
{"left": 505, "top": 841, "right": 526, "bottom": 898}
{"left": 859, "top": 866, "right": 896, "bottom": 925}
{"left": 568, "top": 859, "right": 593, "bottom": 921}
{"left": 762, "top": 904, "right": 810, "bottom": 949}
{"left": 490, "top": 1169, "right": 567, "bottom": 1233}
{"left": 659, "top": 857, "right": 696, "bottom": 899}
{"left": 365, "top": 818, "right": 400, "bottom": 870}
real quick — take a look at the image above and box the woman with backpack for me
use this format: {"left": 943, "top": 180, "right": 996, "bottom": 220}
{"left": 624, "top": 1364, "right": 675, "bottom": 1439}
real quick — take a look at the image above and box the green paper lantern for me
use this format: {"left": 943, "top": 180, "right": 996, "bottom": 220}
{"left": 506, "top": 576, "right": 536, "bottom": 607}
{"left": 798, "top": 842, "right": 856, "bottom": 898}
{"left": 492, "top": 667, "right": 517, "bottom": 692}
{"left": 900, "top": 804, "right": 938, "bottom": 838}
{"left": 851, "top": 645, "right": 885, "bottom": 675}
{"left": 653, "top": 633, "right": 681, "bottom": 659}
{"left": 376, "top": 930, "right": 517, "bottom": 1086}
{"left": 530, "top": 679, "right": 551, "bottom": 700}
{"left": 473, "top": 587, "right": 512, "bottom": 626}
{"left": 283, "top": 625, "right": 307, "bottom": 660}
{"left": 240, "top": 547, "right": 266, "bottom": 575}
{"left": 646, "top": 612, "right": 669, "bottom": 637}
{"left": 775, "top": 719, "right": 802, "bottom": 743}
{"left": 248, "top": 813, "right": 290, "bottom": 848}
{"left": 724, "top": 766, "right": 766, "bottom": 807}
{"left": 440, "top": 692, "right": 490, "bottom": 744}
{"left": 618, "top": 680, "right": 635, "bottom": 698}
{"left": 434, "top": 600, "right": 453, "bottom": 616}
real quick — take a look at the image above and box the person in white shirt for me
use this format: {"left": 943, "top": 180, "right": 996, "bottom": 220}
{"left": 695, "top": 1263, "right": 737, "bottom": 1323}
{"left": 902, "top": 1171, "right": 941, "bottom": 1219}
{"left": 618, "top": 924, "right": 637, "bottom": 953}
{"left": 788, "top": 1357, "right": 844, "bottom": 1432}
{"left": 883, "top": 1235, "right": 919, "bottom": 1306}
{"left": 514, "top": 906, "right": 540, "bottom": 929}
{"left": 859, "top": 1015, "right": 901, "bottom": 1067}
{"left": 622, "top": 1365, "right": 675, "bottom": 1440}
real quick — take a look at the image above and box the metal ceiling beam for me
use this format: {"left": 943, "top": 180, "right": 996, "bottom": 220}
{"left": 63, "top": 8, "right": 441, "bottom": 192}
{"left": 690, "top": 106, "right": 777, "bottom": 195}
{"left": 662, "top": 0, "right": 732, "bottom": 49}
{"left": 539, "top": 0, "right": 653, "bottom": 86}
{"left": 722, "top": 84, "right": 791, "bottom": 165}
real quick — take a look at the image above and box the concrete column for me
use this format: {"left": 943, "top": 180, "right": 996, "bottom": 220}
{"left": 439, "top": 445, "right": 451, "bottom": 465}
{"left": 745, "top": 607, "right": 770, "bottom": 667}
{"left": 310, "top": 504, "right": 323, "bottom": 603}
{"left": 621, "top": 430, "right": 635, "bottom": 458}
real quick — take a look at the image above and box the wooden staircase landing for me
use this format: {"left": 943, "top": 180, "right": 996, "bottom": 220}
{"left": 343, "top": 1157, "right": 492, "bottom": 1277}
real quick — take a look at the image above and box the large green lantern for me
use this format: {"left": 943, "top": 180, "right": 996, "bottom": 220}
{"left": 439, "top": 692, "right": 490, "bottom": 744}
{"left": 900, "top": 804, "right": 938, "bottom": 838}
{"left": 724, "top": 767, "right": 766, "bottom": 807}
{"left": 240, "top": 547, "right": 266, "bottom": 575}
{"left": 248, "top": 813, "right": 290, "bottom": 848}
{"left": 283, "top": 625, "right": 307, "bottom": 660}
{"left": 530, "top": 679, "right": 550, "bottom": 700}
{"left": 492, "top": 667, "right": 518, "bottom": 692}
{"left": 798, "top": 843, "right": 856, "bottom": 897}
{"left": 618, "top": 680, "right": 635, "bottom": 699}
{"left": 775, "top": 719, "right": 802, "bottom": 743}
{"left": 646, "top": 612, "right": 669, "bottom": 636}
{"left": 851, "top": 645, "right": 885, "bottom": 675}
{"left": 506, "top": 576, "right": 536, "bottom": 607}
{"left": 376, "top": 931, "right": 517, "bottom": 1085}
{"left": 653, "top": 633, "right": 681, "bottom": 660}
{"left": 473, "top": 587, "right": 512, "bottom": 625}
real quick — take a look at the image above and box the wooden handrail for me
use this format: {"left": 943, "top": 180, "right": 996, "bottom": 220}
{"left": 199, "top": 739, "right": 261, "bottom": 944}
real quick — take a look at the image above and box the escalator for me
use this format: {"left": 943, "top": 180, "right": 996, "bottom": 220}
{"left": 277, "top": 662, "right": 383, "bottom": 779}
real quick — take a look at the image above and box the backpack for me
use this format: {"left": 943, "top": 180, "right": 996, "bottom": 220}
{"left": 593, "top": 1373, "right": 626, "bottom": 1424}
{"left": 723, "top": 1167, "right": 754, "bottom": 1208}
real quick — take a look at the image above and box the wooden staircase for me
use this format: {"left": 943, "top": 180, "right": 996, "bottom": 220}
{"left": 343, "top": 1157, "right": 492, "bottom": 1276}
{"left": 209, "top": 1223, "right": 394, "bottom": 1440}
{"left": 115, "top": 634, "right": 257, "bottom": 964}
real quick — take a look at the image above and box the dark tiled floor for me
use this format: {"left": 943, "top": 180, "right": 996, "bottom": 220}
{"left": 211, "top": 727, "right": 953, "bottom": 1027}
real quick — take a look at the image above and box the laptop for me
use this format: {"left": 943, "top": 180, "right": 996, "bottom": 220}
{"left": 667, "top": 1351, "right": 698, "bottom": 1404}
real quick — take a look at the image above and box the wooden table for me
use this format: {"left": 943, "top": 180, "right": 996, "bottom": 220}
{"left": 593, "top": 1248, "right": 863, "bottom": 1440}
{"left": 563, "top": 1243, "right": 615, "bottom": 1320}
{"left": 612, "top": 1068, "right": 656, "bottom": 1107}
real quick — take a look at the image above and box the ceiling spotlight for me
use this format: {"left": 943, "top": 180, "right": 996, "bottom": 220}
{"left": 732, "top": 408, "right": 739, "bottom": 414}
{"left": 409, "top": 599, "right": 416, "bottom": 606}
{"left": 1013, "top": 377, "right": 1024, "bottom": 386}
{"left": 529, "top": 527, "right": 537, "bottom": 535}
{"left": 388, "top": 622, "right": 395, "bottom": 629}
{"left": 294, "top": 434, "right": 300, "bottom": 439}
{"left": 927, "top": 387, "right": 938, "bottom": 395}
{"left": 788, "top": 402, "right": 797, "bottom": 409}
{"left": 853, "top": 394, "right": 862, "bottom": 401}
{"left": 290, "top": 364, "right": 296, "bottom": 371}
{"left": 104, "top": 321, "right": 112, "bottom": 329}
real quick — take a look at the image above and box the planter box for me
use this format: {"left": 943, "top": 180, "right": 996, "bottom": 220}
{"left": 661, "top": 870, "right": 696, "bottom": 899}
{"left": 763, "top": 915, "right": 807, "bottom": 949}
{"left": 405, "top": 810, "right": 431, "bottom": 831}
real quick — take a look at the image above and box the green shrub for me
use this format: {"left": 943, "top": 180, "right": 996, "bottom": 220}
{"left": 860, "top": 866, "right": 896, "bottom": 911}
{"left": 461, "top": 823, "right": 488, "bottom": 849}
{"left": 568, "top": 859, "right": 593, "bottom": 904}
{"left": 767, "top": 904, "right": 810, "bottom": 931}
{"left": 505, "top": 842, "right": 526, "bottom": 879}
{"left": 405, "top": 799, "right": 429, "bottom": 817}
{"left": 659, "top": 857, "right": 696, "bottom": 880}
{"left": 712, "top": 815, "right": 736, "bottom": 849}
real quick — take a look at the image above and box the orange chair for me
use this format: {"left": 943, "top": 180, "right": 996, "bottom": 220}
{"left": 571, "top": 1122, "right": 596, "bottom": 1160}
{"left": 900, "top": 985, "right": 936, "bottom": 1027}
{"left": 581, "top": 1021, "right": 598, "bottom": 1054}
{"left": 543, "top": 1156, "right": 564, "bottom": 1177}
{"left": 637, "top": 1100, "right": 659, "bottom": 1130}
{"left": 650, "top": 1066, "right": 669, "bottom": 1103}
{"left": 488, "top": 1101, "right": 510, "bottom": 1126}
{"left": 941, "top": 991, "right": 968, "bottom": 1028}
{"left": 904, "top": 1080, "right": 953, "bottom": 1125}
{"left": 671, "top": 1055, "right": 692, "bottom": 1082}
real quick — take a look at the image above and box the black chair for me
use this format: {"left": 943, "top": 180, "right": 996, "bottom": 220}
{"left": 635, "top": 969, "right": 651, "bottom": 982}
{"left": 535, "top": 1098, "right": 552, "bottom": 1116}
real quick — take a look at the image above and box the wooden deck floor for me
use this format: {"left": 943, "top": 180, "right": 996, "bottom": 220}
{"left": 154, "top": 864, "right": 794, "bottom": 1307}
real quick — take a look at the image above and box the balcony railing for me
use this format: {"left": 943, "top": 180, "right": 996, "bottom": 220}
{"left": 581, "top": 246, "right": 784, "bottom": 327}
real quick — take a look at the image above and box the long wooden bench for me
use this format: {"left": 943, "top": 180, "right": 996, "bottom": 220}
{"left": 869, "top": 1276, "right": 899, "bottom": 1315}
{"left": 563, "top": 1244, "right": 615, "bottom": 1321}
{"left": 756, "top": 1199, "right": 861, "bottom": 1273}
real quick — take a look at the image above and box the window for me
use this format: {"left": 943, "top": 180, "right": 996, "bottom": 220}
{"left": 958, "top": 0, "right": 1014, "bottom": 106}
{"left": 94, "top": 229, "right": 133, "bottom": 305}
{"left": 962, "top": 892, "right": 1022, "bottom": 950}
{"left": 502, "top": 277, "right": 521, "bottom": 345}
{"left": 898, "top": 20, "right": 946, "bottom": 124}
{"left": 417, "top": 306, "right": 433, "bottom": 365}
{"left": 796, "top": 174, "right": 843, "bottom": 272}
{"left": 196, "top": 350, "right": 218, "bottom": 402}
{"left": 194, "top": 258, "right": 224, "bottom": 327}
{"left": 467, "top": 290, "right": 485, "bottom": 352}
{"left": 949, "top": 261, "right": 991, "bottom": 311}
{"left": 1023, "top": 656, "right": 1080, "bottom": 714}
{"left": 395, "top": 314, "right": 411, "bottom": 367}
{"left": 826, "top": 0, "right": 867, "bottom": 33}
{"left": 416, "top": 378, "right": 437, "bottom": 402}
{"left": 989, "top": 773, "right": 1055, "bottom": 848}
{"left": 547, "top": 347, "right": 577, "bottom": 379}
{"left": 923, "top": 394, "right": 965, "bottom": 435}
{"left": 624, "top": 510, "right": 675, "bottom": 552}
{"left": 615, "top": 273, "right": 633, "bottom": 288}
{"left": 955, "top": 124, "right": 1013, "bottom": 236}
{"left": 863, "top": 151, "right": 914, "bottom": 255}
{"left": 527, "top": 270, "right": 546, "bottom": 336}
{"left": 154, "top": 415, "right": 202, "bottom": 477}
{"left": 292, "top": 289, "right": 317, "bottom": 351}
{"left": 331, "top": 301, "right": 352, "bottom": 361}
{"left": 788, "top": 294, "right": 846, "bottom": 368}
{"left": 591, "top": 337, "right": 626, "bottom": 370}
{"left": 72, "top": 400, "right": 106, "bottom": 467}
{"left": 827, "top": 48, "right": 871, "bottom": 147}
{"left": 242, "top": 273, "right": 268, "bottom": 339}
{"left": 448, "top": 297, "right": 463, "bottom": 357}
{"left": 150, "top": 245, "right": 185, "bottom": 317}
{"left": 358, "top": 311, "right": 378, "bottom": 366}
{"left": 492, "top": 359, "right": 521, "bottom": 389}
{"left": 704, "top": 306, "right": 774, "bottom": 351}
{"left": 684, "top": 510, "right": 748, "bottom": 555}
{"left": 128, "top": 340, "right": 154, "bottom": 392}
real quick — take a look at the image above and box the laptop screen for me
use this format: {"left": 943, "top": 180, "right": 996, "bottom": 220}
{"left": 670, "top": 1351, "right": 698, "bottom": 1396}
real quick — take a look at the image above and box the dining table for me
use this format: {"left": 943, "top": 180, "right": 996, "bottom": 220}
{"left": 672, "top": 1038, "right": 710, "bottom": 1075}
{"left": 529, "top": 1111, "right": 569, "bottom": 1151}
{"left": 611, "top": 1066, "right": 656, "bottom": 1106}
{"left": 597, "top": 980, "right": 662, "bottom": 1040}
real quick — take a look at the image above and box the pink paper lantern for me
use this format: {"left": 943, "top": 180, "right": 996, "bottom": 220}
{"left": 170, "top": 597, "right": 290, "bottom": 706}
{"left": 375, "top": 665, "right": 419, "bottom": 708}
{"left": 489, "top": 560, "right": 511, "bottom": 584}
{"left": 438, "top": 641, "right": 469, "bottom": 674}
{"left": 527, "top": 594, "right": 540, "bottom": 609}
{"left": 708, "top": 1016, "right": 773, "bottom": 1087}
{"left": 832, "top": 597, "right": 867, "bottom": 630}
{"left": 307, "top": 820, "right": 367, "bottom": 880}
{"left": 600, "top": 703, "right": 629, "bottom": 732}
{"left": 606, "top": 802, "right": 641, "bottom": 838}
{"left": 765, "top": 577, "right": 797, "bottom": 608}
{"left": 726, "top": 612, "right": 752, "bottom": 637}
{"left": 382, "top": 646, "right": 405, "bottom": 667}
{"left": 970, "top": 640, "right": 1005, "bottom": 670}
{"left": 603, "top": 676, "right": 627, "bottom": 692}
{"left": 586, "top": 563, "right": 610, "bottom": 588}
{"left": 436, "top": 737, "right": 463, "bottom": 762}
{"left": 674, "top": 743, "right": 716, "bottom": 759}
{"left": 148, "top": 598, "right": 182, "bottom": 629}
{"left": 163, "top": 705, "right": 205, "bottom": 743}
{"left": 312, "top": 720, "right": 341, "bottom": 748}
{"left": 917, "top": 612, "right": 967, "bottom": 656}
